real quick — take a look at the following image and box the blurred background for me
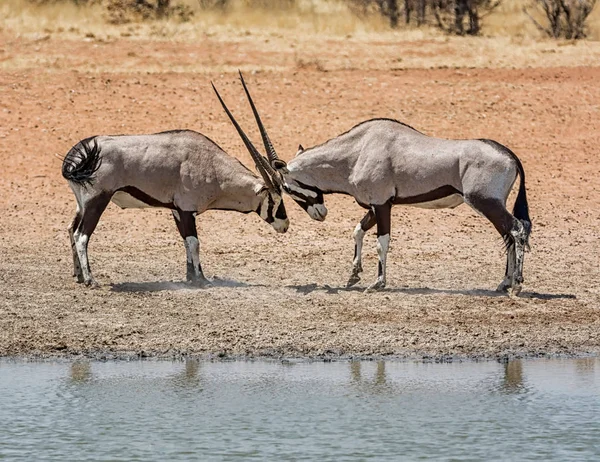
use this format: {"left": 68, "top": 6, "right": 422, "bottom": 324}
{"left": 2, "top": 0, "right": 599, "bottom": 41}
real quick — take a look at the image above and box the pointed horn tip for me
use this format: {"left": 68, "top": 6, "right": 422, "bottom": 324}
{"left": 239, "top": 71, "right": 249, "bottom": 89}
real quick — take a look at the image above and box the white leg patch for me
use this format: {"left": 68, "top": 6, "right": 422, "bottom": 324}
{"left": 352, "top": 223, "right": 365, "bottom": 270}
{"left": 68, "top": 221, "right": 83, "bottom": 281}
{"left": 186, "top": 236, "right": 200, "bottom": 275}
{"left": 74, "top": 232, "right": 93, "bottom": 285}
{"left": 509, "top": 222, "right": 526, "bottom": 295}
{"left": 347, "top": 223, "right": 366, "bottom": 287}
{"left": 377, "top": 234, "right": 390, "bottom": 281}
{"left": 365, "top": 234, "right": 390, "bottom": 292}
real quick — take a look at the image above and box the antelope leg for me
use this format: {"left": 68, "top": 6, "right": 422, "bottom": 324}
{"left": 365, "top": 202, "right": 392, "bottom": 293}
{"left": 347, "top": 209, "right": 376, "bottom": 288}
{"left": 173, "top": 210, "right": 210, "bottom": 286}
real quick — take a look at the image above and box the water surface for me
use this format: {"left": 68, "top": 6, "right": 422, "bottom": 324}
{"left": 1, "top": 358, "right": 599, "bottom": 461}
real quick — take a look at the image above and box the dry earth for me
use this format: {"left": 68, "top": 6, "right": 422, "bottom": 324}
{"left": 0, "top": 31, "right": 599, "bottom": 360}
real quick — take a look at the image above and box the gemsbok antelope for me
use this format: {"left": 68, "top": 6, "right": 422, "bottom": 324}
{"left": 62, "top": 129, "right": 289, "bottom": 288}
{"left": 216, "top": 73, "right": 532, "bottom": 295}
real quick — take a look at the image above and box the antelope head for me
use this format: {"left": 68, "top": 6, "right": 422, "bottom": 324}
{"left": 228, "top": 71, "right": 328, "bottom": 222}
{"left": 212, "top": 81, "right": 289, "bottom": 233}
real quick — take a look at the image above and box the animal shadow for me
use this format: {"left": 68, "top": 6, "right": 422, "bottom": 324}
{"left": 288, "top": 283, "right": 576, "bottom": 300}
{"left": 110, "top": 276, "right": 257, "bottom": 293}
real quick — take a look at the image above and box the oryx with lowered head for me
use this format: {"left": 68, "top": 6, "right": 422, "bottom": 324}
{"left": 62, "top": 128, "right": 288, "bottom": 288}
{"left": 217, "top": 72, "right": 531, "bottom": 295}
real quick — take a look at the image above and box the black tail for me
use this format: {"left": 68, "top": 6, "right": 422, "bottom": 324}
{"left": 479, "top": 139, "right": 531, "bottom": 231}
{"left": 512, "top": 155, "right": 530, "bottom": 230}
{"left": 61, "top": 137, "right": 102, "bottom": 187}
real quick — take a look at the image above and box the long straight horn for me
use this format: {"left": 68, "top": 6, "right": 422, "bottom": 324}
{"left": 238, "top": 71, "right": 286, "bottom": 170}
{"left": 212, "top": 82, "right": 275, "bottom": 190}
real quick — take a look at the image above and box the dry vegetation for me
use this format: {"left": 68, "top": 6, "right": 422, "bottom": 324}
{"left": 1, "top": 0, "right": 599, "bottom": 40}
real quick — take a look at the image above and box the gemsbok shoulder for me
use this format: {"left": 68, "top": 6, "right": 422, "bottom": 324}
{"left": 217, "top": 72, "right": 532, "bottom": 295}
{"left": 61, "top": 128, "right": 288, "bottom": 288}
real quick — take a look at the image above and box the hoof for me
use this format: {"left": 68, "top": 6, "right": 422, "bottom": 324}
{"left": 496, "top": 282, "right": 510, "bottom": 293}
{"left": 84, "top": 279, "right": 100, "bottom": 289}
{"left": 346, "top": 274, "right": 361, "bottom": 288}
{"left": 364, "top": 280, "right": 385, "bottom": 293}
{"left": 188, "top": 277, "right": 212, "bottom": 288}
{"left": 510, "top": 284, "right": 522, "bottom": 297}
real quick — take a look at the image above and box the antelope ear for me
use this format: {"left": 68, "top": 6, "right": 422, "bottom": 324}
{"left": 271, "top": 159, "right": 288, "bottom": 171}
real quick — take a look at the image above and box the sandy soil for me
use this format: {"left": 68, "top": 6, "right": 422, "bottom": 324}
{"left": 0, "top": 31, "right": 599, "bottom": 360}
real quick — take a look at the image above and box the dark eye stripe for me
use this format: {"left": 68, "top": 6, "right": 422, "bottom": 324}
{"left": 256, "top": 199, "right": 263, "bottom": 217}
{"left": 266, "top": 194, "right": 274, "bottom": 223}
{"left": 275, "top": 201, "right": 287, "bottom": 219}
{"left": 284, "top": 186, "right": 311, "bottom": 203}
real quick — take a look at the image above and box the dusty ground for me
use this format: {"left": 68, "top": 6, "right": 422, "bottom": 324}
{"left": 0, "top": 30, "right": 599, "bottom": 360}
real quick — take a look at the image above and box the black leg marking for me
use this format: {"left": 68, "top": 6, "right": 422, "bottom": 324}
{"left": 466, "top": 195, "right": 514, "bottom": 237}
{"left": 360, "top": 209, "right": 377, "bottom": 232}
{"left": 466, "top": 195, "right": 525, "bottom": 295}
{"left": 77, "top": 193, "right": 111, "bottom": 237}
{"left": 73, "top": 192, "right": 112, "bottom": 287}
{"left": 172, "top": 210, "right": 209, "bottom": 286}
{"left": 374, "top": 202, "right": 392, "bottom": 238}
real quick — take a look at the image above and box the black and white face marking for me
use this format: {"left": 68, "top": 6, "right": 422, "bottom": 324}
{"left": 282, "top": 178, "right": 328, "bottom": 221}
{"left": 257, "top": 189, "right": 289, "bottom": 233}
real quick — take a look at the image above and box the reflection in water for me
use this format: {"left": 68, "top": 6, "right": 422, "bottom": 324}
{"left": 2, "top": 359, "right": 600, "bottom": 461}
{"left": 575, "top": 358, "right": 596, "bottom": 374}
{"left": 70, "top": 362, "right": 92, "bottom": 383}
{"left": 171, "top": 359, "right": 202, "bottom": 390}
{"left": 501, "top": 360, "right": 525, "bottom": 393}
{"left": 350, "top": 361, "right": 389, "bottom": 392}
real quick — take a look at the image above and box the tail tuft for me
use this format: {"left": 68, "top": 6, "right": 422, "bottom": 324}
{"left": 479, "top": 139, "right": 531, "bottom": 232}
{"left": 62, "top": 137, "right": 102, "bottom": 187}
{"left": 508, "top": 152, "right": 531, "bottom": 236}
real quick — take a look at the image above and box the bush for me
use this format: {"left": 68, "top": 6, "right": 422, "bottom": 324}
{"left": 350, "top": 0, "right": 502, "bottom": 34}
{"left": 524, "top": 0, "right": 597, "bottom": 39}
{"left": 104, "top": 0, "right": 194, "bottom": 24}
{"left": 432, "top": 0, "right": 502, "bottom": 35}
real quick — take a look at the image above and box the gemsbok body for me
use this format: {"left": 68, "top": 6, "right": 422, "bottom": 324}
{"left": 62, "top": 129, "right": 288, "bottom": 287}
{"left": 217, "top": 73, "right": 532, "bottom": 295}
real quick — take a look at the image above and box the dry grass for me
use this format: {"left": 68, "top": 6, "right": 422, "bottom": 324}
{"left": 486, "top": 0, "right": 600, "bottom": 40}
{"left": 1, "top": 0, "right": 390, "bottom": 40}
{"left": 1, "top": 0, "right": 599, "bottom": 75}
{"left": 2, "top": 0, "right": 599, "bottom": 41}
